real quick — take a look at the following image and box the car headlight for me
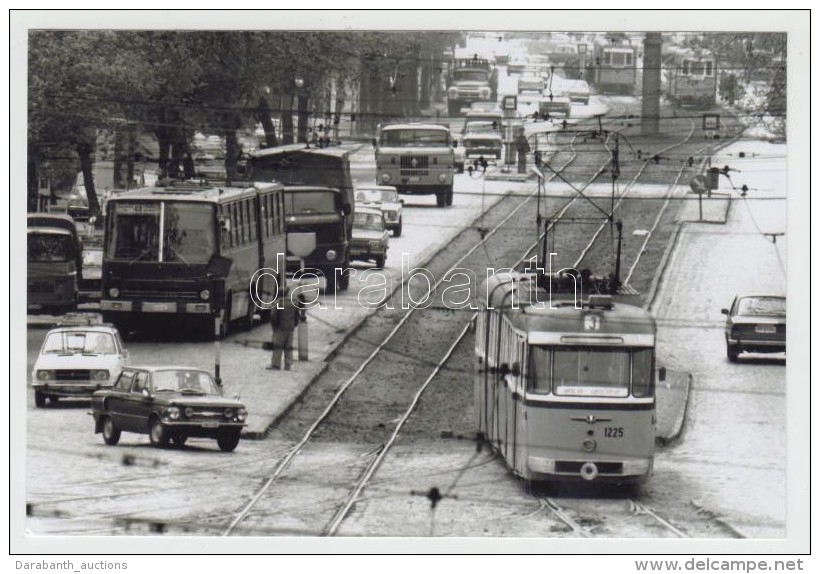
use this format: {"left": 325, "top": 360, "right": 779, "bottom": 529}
{"left": 236, "top": 408, "right": 248, "bottom": 422}
{"left": 93, "top": 369, "right": 110, "bottom": 381}
{"left": 199, "top": 289, "right": 210, "bottom": 301}
{"left": 108, "top": 287, "right": 119, "bottom": 298}
{"left": 167, "top": 406, "right": 180, "bottom": 420}
{"left": 381, "top": 173, "right": 391, "bottom": 183}
{"left": 437, "top": 173, "right": 447, "bottom": 183}
{"left": 36, "top": 370, "right": 53, "bottom": 381}
{"left": 185, "top": 407, "right": 194, "bottom": 418}
{"left": 224, "top": 408, "right": 234, "bottom": 420}
{"left": 326, "top": 249, "right": 337, "bottom": 261}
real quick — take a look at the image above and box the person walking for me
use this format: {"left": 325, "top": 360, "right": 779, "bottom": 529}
{"left": 267, "top": 288, "right": 303, "bottom": 371}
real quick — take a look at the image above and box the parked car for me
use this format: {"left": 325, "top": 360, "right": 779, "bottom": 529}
{"left": 31, "top": 316, "right": 128, "bottom": 407}
{"left": 564, "top": 79, "right": 591, "bottom": 105}
{"left": 350, "top": 206, "right": 389, "bottom": 268}
{"left": 722, "top": 294, "right": 786, "bottom": 362}
{"left": 354, "top": 185, "right": 404, "bottom": 237}
{"left": 90, "top": 366, "right": 247, "bottom": 451}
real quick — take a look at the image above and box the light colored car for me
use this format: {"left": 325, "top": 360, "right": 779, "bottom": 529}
{"left": 31, "top": 315, "right": 128, "bottom": 407}
{"left": 354, "top": 185, "right": 404, "bottom": 237}
{"left": 539, "top": 95, "right": 572, "bottom": 118}
{"left": 469, "top": 101, "right": 503, "bottom": 114}
{"left": 722, "top": 294, "right": 786, "bottom": 362}
{"left": 462, "top": 120, "right": 503, "bottom": 160}
{"left": 350, "top": 206, "right": 389, "bottom": 268}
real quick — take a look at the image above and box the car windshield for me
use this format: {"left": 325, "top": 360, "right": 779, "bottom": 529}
{"left": 355, "top": 189, "right": 397, "bottom": 204}
{"left": 354, "top": 212, "right": 384, "bottom": 231}
{"left": 151, "top": 370, "right": 219, "bottom": 394}
{"left": 380, "top": 129, "right": 449, "bottom": 147}
{"left": 42, "top": 331, "right": 117, "bottom": 355}
{"left": 736, "top": 296, "right": 786, "bottom": 317}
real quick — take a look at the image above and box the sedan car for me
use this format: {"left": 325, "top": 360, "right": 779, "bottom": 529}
{"left": 90, "top": 366, "right": 247, "bottom": 452}
{"left": 722, "top": 294, "right": 786, "bottom": 362}
{"left": 350, "top": 206, "right": 389, "bottom": 268}
{"left": 31, "top": 317, "right": 128, "bottom": 408}
{"left": 354, "top": 185, "right": 404, "bottom": 237}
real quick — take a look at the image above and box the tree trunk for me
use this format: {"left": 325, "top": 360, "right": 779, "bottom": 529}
{"left": 113, "top": 129, "right": 125, "bottom": 189}
{"left": 224, "top": 128, "right": 239, "bottom": 184}
{"left": 126, "top": 125, "right": 136, "bottom": 189}
{"left": 257, "top": 96, "right": 278, "bottom": 148}
{"left": 76, "top": 140, "right": 101, "bottom": 217}
{"left": 420, "top": 58, "right": 432, "bottom": 107}
{"left": 281, "top": 93, "right": 294, "bottom": 145}
{"left": 296, "top": 92, "right": 310, "bottom": 144}
{"left": 28, "top": 141, "right": 38, "bottom": 212}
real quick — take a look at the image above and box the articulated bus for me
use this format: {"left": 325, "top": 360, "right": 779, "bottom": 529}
{"left": 27, "top": 213, "right": 82, "bottom": 315}
{"left": 100, "top": 180, "right": 286, "bottom": 336}
{"left": 475, "top": 272, "right": 659, "bottom": 485}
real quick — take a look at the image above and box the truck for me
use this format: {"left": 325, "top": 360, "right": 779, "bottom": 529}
{"left": 373, "top": 123, "right": 456, "bottom": 208}
{"left": 446, "top": 57, "right": 498, "bottom": 116}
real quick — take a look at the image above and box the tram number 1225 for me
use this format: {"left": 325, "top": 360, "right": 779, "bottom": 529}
{"left": 604, "top": 427, "right": 624, "bottom": 438}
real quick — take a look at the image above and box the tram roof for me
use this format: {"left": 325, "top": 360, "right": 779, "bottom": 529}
{"left": 480, "top": 272, "right": 655, "bottom": 333}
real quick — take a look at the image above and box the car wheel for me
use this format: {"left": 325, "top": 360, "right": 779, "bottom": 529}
{"left": 171, "top": 434, "right": 187, "bottom": 447}
{"left": 727, "top": 344, "right": 740, "bottom": 363}
{"left": 374, "top": 255, "right": 386, "bottom": 269}
{"left": 102, "top": 417, "right": 121, "bottom": 446}
{"left": 149, "top": 418, "right": 169, "bottom": 448}
{"left": 217, "top": 429, "right": 241, "bottom": 452}
{"left": 393, "top": 219, "right": 402, "bottom": 237}
{"left": 34, "top": 390, "right": 46, "bottom": 408}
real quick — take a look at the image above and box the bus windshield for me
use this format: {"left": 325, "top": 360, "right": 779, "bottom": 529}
{"left": 284, "top": 191, "right": 337, "bottom": 215}
{"left": 380, "top": 129, "right": 450, "bottom": 147}
{"left": 28, "top": 233, "right": 72, "bottom": 263}
{"left": 107, "top": 202, "right": 215, "bottom": 264}
{"left": 529, "top": 346, "right": 654, "bottom": 398}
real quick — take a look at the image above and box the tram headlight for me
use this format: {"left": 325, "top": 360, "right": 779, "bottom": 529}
{"left": 381, "top": 173, "right": 391, "bottom": 183}
{"left": 325, "top": 249, "right": 337, "bottom": 261}
{"left": 437, "top": 173, "right": 447, "bottom": 183}
{"left": 199, "top": 289, "right": 210, "bottom": 301}
{"left": 167, "top": 406, "right": 180, "bottom": 420}
{"left": 108, "top": 287, "right": 120, "bottom": 298}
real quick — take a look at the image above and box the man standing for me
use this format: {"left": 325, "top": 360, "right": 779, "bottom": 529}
{"left": 268, "top": 288, "right": 303, "bottom": 371}
{"left": 514, "top": 128, "right": 530, "bottom": 174}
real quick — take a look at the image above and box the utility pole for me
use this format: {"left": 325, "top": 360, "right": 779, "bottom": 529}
{"left": 641, "top": 32, "right": 662, "bottom": 135}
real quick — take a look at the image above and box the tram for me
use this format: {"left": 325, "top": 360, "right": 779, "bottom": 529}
{"left": 590, "top": 41, "right": 638, "bottom": 95}
{"left": 663, "top": 47, "right": 718, "bottom": 108}
{"left": 474, "top": 271, "right": 660, "bottom": 484}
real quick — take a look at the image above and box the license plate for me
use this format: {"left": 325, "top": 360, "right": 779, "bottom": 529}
{"left": 201, "top": 422, "right": 219, "bottom": 428}
{"left": 755, "top": 325, "right": 776, "bottom": 334}
{"left": 407, "top": 177, "right": 420, "bottom": 182}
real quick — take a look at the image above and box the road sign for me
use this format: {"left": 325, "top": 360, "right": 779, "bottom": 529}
{"left": 702, "top": 113, "right": 720, "bottom": 130}
{"left": 689, "top": 174, "right": 708, "bottom": 194}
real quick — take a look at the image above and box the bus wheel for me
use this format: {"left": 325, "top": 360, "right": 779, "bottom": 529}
{"left": 34, "top": 390, "right": 46, "bottom": 408}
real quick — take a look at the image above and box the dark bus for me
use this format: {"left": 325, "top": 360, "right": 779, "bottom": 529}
{"left": 100, "top": 180, "right": 287, "bottom": 336}
{"left": 27, "top": 213, "right": 81, "bottom": 315}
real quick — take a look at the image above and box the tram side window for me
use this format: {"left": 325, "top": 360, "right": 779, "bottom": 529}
{"left": 631, "top": 348, "right": 654, "bottom": 398}
{"left": 528, "top": 346, "right": 552, "bottom": 394}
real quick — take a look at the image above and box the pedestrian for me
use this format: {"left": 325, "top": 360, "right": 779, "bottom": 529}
{"left": 267, "top": 287, "right": 303, "bottom": 371}
{"left": 514, "top": 129, "right": 530, "bottom": 174}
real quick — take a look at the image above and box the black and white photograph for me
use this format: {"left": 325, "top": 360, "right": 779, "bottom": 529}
{"left": 10, "top": 10, "right": 810, "bottom": 561}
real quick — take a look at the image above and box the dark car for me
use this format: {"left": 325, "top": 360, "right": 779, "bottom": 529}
{"left": 350, "top": 206, "right": 389, "bottom": 268}
{"left": 722, "top": 294, "right": 786, "bottom": 362}
{"left": 90, "top": 366, "right": 247, "bottom": 451}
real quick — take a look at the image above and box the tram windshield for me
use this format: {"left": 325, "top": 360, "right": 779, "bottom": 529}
{"left": 529, "top": 346, "right": 654, "bottom": 398}
{"left": 107, "top": 202, "right": 215, "bottom": 264}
